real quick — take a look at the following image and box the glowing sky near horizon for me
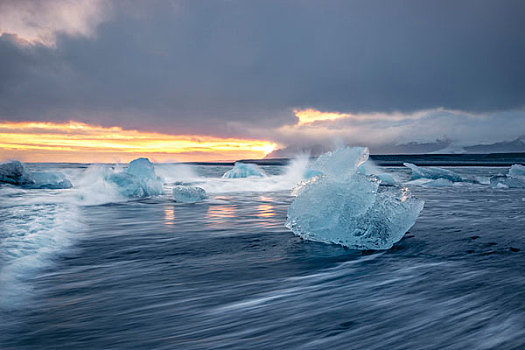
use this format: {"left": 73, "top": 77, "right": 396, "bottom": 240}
{"left": 0, "top": 1, "right": 524, "bottom": 160}
{"left": 0, "top": 121, "right": 277, "bottom": 163}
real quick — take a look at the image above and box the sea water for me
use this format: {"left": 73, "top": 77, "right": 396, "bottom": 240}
{"left": 0, "top": 162, "right": 524, "bottom": 349}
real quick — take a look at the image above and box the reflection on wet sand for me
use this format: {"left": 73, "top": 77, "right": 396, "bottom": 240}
{"left": 206, "top": 204, "right": 237, "bottom": 227}
{"left": 256, "top": 204, "right": 275, "bottom": 219}
{"left": 164, "top": 207, "right": 175, "bottom": 225}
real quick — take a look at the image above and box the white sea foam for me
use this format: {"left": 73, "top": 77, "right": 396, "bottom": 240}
{"left": 0, "top": 201, "right": 83, "bottom": 310}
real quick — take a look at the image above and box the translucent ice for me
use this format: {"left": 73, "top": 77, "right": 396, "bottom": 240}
{"left": 222, "top": 162, "right": 266, "bottom": 178}
{"left": 173, "top": 186, "right": 208, "bottom": 203}
{"left": 0, "top": 161, "right": 34, "bottom": 185}
{"left": 489, "top": 164, "right": 525, "bottom": 189}
{"left": 303, "top": 168, "right": 324, "bottom": 180}
{"left": 422, "top": 178, "right": 454, "bottom": 187}
{"left": 126, "top": 157, "right": 158, "bottom": 179}
{"left": 404, "top": 163, "right": 462, "bottom": 182}
{"left": 358, "top": 161, "right": 397, "bottom": 186}
{"left": 287, "top": 147, "right": 424, "bottom": 250}
{"left": 509, "top": 164, "right": 525, "bottom": 178}
{"left": 374, "top": 173, "right": 397, "bottom": 186}
{"left": 28, "top": 171, "right": 73, "bottom": 189}
{"left": 0, "top": 161, "right": 72, "bottom": 189}
{"left": 310, "top": 146, "right": 368, "bottom": 178}
{"left": 108, "top": 158, "right": 163, "bottom": 197}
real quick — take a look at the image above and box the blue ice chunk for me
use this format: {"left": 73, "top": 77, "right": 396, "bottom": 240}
{"left": 173, "top": 186, "right": 208, "bottom": 203}
{"left": 0, "top": 161, "right": 34, "bottom": 185}
{"left": 509, "top": 164, "right": 525, "bottom": 178}
{"left": 310, "top": 146, "right": 368, "bottom": 178}
{"left": 108, "top": 158, "right": 163, "bottom": 197}
{"left": 404, "top": 163, "right": 463, "bottom": 182}
{"left": 126, "top": 158, "right": 157, "bottom": 179}
{"left": 303, "top": 169, "right": 324, "bottom": 179}
{"left": 358, "top": 161, "right": 397, "bottom": 186}
{"left": 423, "top": 178, "right": 454, "bottom": 187}
{"left": 374, "top": 173, "right": 397, "bottom": 186}
{"left": 287, "top": 147, "right": 424, "bottom": 250}
{"left": 222, "top": 162, "right": 266, "bottom": 178}
{"left": 28, "top": 171, "right": 73, "bottom": 189}
{"left": 0, "top": 161, "right": 72, "bottom": 189}
{"left": 489, "top": 164, "right": 525, "bottom": 188}
{"left": 489, "top": 174, "right": 525, "bottom": 189}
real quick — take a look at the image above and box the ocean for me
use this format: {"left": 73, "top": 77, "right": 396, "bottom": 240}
{"left": 1, "top": 159, "right": 524, "bottom": 349}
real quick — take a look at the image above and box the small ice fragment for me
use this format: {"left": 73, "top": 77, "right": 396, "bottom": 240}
{"left": 222, "top": 162, "right": 266, "bottom": 178}
{"left": 173, "top": 186, "right": 208, "bottom": 203}
{"left": 404, "top": 163, "right": 462, "bottom": 182}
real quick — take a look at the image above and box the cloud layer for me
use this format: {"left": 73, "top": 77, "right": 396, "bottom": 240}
{"left": 0, "top": 0, "right": 524, "bottom": 155}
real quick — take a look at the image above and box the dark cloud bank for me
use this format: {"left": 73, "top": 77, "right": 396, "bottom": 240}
{"left": 1, "top": 0, "right": 524, "bottom": 151}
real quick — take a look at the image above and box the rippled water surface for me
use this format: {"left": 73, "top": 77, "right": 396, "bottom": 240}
{"left": 1, "top": 164, "right": 524, "bottom": 349}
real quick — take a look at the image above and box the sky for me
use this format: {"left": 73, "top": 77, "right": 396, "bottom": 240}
{"left": 0, "top": 0, "right": 524, "bottom": 162}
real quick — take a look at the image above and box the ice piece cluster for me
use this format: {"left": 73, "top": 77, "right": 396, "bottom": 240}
{"left": 286, "top": 147, "right": 424, "bottom": 250}
{"left": 404, "top": 163, "right": 463, "bottom": 182}
{"left": 0, "top": 161, "right": 72, "bottom": 189}
{"left": 490, "top": 164, "right": 525, "bottom": 188}
{"left": 173, "top": 186, "right": 208, "bottom": 203}
{"left": 222, "top": 162, "right": 266, "bottom": 178}
{"left": 108, "top": 158, "right": 163, "bottom": 197}
{"left": 27, "top": 172, "right": 73, "bottom": 189}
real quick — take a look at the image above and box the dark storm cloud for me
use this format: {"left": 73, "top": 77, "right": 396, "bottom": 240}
{"left": 0, "top": 0, "right": 525, "bottom": 136}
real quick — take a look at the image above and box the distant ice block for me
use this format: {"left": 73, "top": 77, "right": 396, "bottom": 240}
{"left": 173, "top": 186, "right": 208, "bottom": 203}
{"left": 0, "top": 161, "right": 72, "bottom": 189}
{"left": 287, "top": 147, "right": 424, "bottom": 250}
{"left": 28, "top": 171, "right": 73, "bottom": 189}
{"left": 489, "top": 164, "right": 525, "bottom": 189}
{"left": 222, "top": 162, "right": 266, "bottom": 178}
{"left": 509, "top": 164, "right": 525, "bottom": 178}
{"left": 0, "top": 161, "right": 34, "bottom": 185}
{"left": 423, "top": 178, "right": 454, "bottom": 187}
{"left": 404, "top": 163, "right": 463, "bottom": 182}
{"left": 108, "top": 158, "right": 163, "bottom": 197}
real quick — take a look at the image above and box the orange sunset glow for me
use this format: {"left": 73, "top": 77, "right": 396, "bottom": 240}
{"left": 0, "top": 121, "right": 277, "bottom": 163}
{"left": 294, "top": 108, "right": 350, "bottom": 125}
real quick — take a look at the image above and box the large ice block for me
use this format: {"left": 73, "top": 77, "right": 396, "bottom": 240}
{"left": 287, "top": 147, "right": 424, "bottom": 250}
